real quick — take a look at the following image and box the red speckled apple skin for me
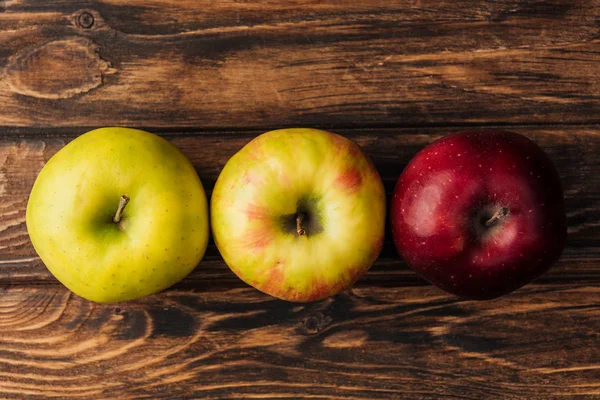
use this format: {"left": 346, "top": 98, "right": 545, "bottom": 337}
{"left": 391, "top": 130, "right": 567, "bottom": 300}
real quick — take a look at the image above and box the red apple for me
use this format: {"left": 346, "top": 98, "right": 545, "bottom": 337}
{"left": 391, "top": 130, "right": 566, "bottom": 299}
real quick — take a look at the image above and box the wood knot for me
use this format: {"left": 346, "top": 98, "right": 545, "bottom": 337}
{"left": 77, "top": 11, "right": 95, "bottom": 29}
{"left": 71, "top": 9, "right": 105, "bottom": 31}
{"left": 4, "top": 37, "right": 116, "bottom": 99}
{"left": 300, "top": 312, "right": 332, "bottom": 335}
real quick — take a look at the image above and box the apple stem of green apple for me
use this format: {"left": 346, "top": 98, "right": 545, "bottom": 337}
{"left": 296, "top": 213, "right": 306, "bottom": 236}
{"left": 113, "top": 195, "right": 130, "bottom": 224}
{"left": 485, "top": 207, "right": 509, "bottom": 228}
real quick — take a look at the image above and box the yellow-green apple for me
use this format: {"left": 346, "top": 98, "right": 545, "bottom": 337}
{"left": 211, "top": 128, "right": 386, "bottom": 302}
{"left": 26, "top": 127, "right": 209, "bottom": 303}
{"left": 391, "top": 130, "right": 566, "bottom": 299}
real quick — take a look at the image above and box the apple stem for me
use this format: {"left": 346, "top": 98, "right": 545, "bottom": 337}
{"left": 296, "top": 213, "right": 306, "bottom": 236}
{"left": 485, "top": 207, "right": 509, "bottom": 227}
{"left": 113, "top": 195, "right": 130, "bottom": 224}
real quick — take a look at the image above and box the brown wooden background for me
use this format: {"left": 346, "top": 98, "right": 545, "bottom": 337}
{"left": 1, "top": 1, "right": 599, "bottom": 399}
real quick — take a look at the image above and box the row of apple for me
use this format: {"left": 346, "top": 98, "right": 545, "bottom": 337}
{"left": 26, "top": 127, "right": 566, "bottom": 303}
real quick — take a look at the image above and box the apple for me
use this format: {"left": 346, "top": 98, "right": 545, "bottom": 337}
{"left": 391, "top": 130, "right": 566, "bottom": 299}
{"left": 26, "top": 127, "right": 209, "bottom": 303}
{"left": 211, "top": 128, "right": 386, "bottom": 302}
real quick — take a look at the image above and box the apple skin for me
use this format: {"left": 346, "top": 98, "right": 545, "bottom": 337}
{"left": 391, "top": 130, "right": 566, "bottom": 300}
{"left": 26, "top": 128, "right": 209, "bottom": 303}
{"left": 211, "top": 128, "right": 386, "bottom": 302}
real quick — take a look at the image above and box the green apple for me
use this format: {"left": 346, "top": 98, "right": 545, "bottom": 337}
{"left": 26, "top": 127, "right": 209, "bottom": 303}
{"left": 211, "top": 128, "right": 386, "bottom": 302}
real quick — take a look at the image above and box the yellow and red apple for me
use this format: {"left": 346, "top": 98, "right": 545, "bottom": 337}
{"left": 211, "top": 128, "right": 386, "bottom": 302}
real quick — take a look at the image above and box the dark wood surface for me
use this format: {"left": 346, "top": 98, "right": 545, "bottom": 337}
{"left": 1, "top": 285, "right": 599, "bottom": 399}
{"left": 1, "top": 1, "right": 599, "bottom": 399}
{"left": 1, "top": 0, "right": 600, "bottom": 128}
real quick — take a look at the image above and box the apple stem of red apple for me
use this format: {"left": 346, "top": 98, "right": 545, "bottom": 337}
{"left": 485, "top": 207, "right": 509, "bottom": 228}
{"left": 296, "top": 213, "right": 306, "bottom": 236}
{"left": 113, "top": 195, "right": 130, "bottom": 224}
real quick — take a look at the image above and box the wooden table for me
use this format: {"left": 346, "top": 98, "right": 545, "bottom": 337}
{"left": 1, "top": 1, "right": 599, "bottom": 399}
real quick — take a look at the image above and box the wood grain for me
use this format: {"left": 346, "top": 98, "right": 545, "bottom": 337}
{"left": 4, "top": 37, "right": 114, "bottom": 99}
{"left": 0, "top": 284, "right": 598, "bottom": 399}
{"left": 1, "top": 2, "right": 599, "bottom": 397}
{"left": 1, "top": 126, "right": 598, "bottom": 290}
{"left": 0, "top": 0, "right": 599, "bottom": 128}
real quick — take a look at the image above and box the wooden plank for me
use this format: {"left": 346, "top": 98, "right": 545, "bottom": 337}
{"left": 1, "top": 126, "right": 598, "bottom": 288}
{"left": 0, "top": 284, "right": 598, "bottom": 399}
{"left": 0, "top": 1, "right": 599, "bottom": 128}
